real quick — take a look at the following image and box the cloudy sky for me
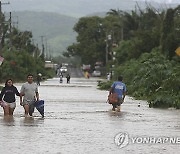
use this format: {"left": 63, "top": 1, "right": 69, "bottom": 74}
{"left": 135, "top": 0, "right": 179, "bottom": 3}
{"left": 1, "top": 0, "right": 179, "bottom": 17}
{"left": 1, "top": 0, "right": 179, "bottom": 3}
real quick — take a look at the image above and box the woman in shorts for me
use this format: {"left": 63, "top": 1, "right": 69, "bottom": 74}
{"left": 0, "top": 79, "right": 20, "bottom": 116}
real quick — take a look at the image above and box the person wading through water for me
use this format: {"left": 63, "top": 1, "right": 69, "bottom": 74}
{"left": 20, "top": 74, "right": 39, "bottom": 117}
{"left": 0, "top": 79, "right": 20, "bottom": 116}
{"left": 109, "top": 75, "right": 126, "bottom": 112}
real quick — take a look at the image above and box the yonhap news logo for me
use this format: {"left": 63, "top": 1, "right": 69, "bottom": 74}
{"left": 114, "top": 133, "right": 129, "bottom": 148}
{"left": 114, "top": 132, "right": 180, "bottom": 148}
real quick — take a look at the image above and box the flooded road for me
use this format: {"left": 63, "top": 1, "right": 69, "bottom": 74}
{"left": 0, "top": 77, "right": 180, "bottom": 154}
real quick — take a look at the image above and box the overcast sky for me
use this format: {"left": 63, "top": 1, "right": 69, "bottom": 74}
{"left": 135, "top": 0, "right": 179, "bottom": 3}
{"left": 1, "top": 0, "right": 179, "bottom": 3}
{"left": 1, "top": 0, "right": 179, "bottom": 17}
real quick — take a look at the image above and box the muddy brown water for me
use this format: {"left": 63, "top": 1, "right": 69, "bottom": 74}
{"left": 0, "top": 78, "right": 179, "bottom": 154}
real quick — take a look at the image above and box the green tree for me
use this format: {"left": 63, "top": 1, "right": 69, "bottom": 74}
{"left": 160, "top": 7, "right": 180, "bottom": 59}
{"left": 0, "top": 11, "right": 54, "bottom": 82}
{"left": 66, "top": 16, "right": 106, "bottom": 65}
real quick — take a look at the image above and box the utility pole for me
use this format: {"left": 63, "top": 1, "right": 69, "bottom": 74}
{"left": 45, "top": 37, "right": 48, "bottom": 59}
{"left": 0, "top": 1, "right": 2, "bottom": 55}
{"left": 9, "top": 11, "right": 12, "bottom": 49}
{"left": 40, "top": 35, "right": 45, "bottom": 59}
{"left": 0, "top": 1, "right": 10, "bottom": 55}
{"left": 48, "top": 46, "right": 51, "bottom": 60}
{"left": 106, "top": 34, "right": 112, "bottom": 64}
{"left": 105, "top": 35, "right": 108, "bottom": 65}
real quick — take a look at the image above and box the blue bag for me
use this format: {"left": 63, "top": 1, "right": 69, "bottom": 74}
{"left": 34, "top": 100, "right": 44, "bottom": 117}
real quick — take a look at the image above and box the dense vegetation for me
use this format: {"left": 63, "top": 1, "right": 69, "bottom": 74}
{"left": 66, "top": 5, "right": 180, "bottom": 108}
{"left": 0, "top": 12, "right": 55, "bottom": 83}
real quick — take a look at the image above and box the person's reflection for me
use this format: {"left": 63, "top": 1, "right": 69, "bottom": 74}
{"left": 22, "top": 116, "right": 44, "bottom": 126}
{"left": 108, "top": 109, "right": 123, "bottom": 117}
{"left": 3, "top": 115, "right": 15, "bottom": 125}
{"left": 23, "top": 116, "right": 35, "bottom": 124}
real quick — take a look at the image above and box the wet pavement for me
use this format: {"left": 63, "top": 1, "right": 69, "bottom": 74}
{"left": 0, "top": 77, "right": 180, "bottom": 154}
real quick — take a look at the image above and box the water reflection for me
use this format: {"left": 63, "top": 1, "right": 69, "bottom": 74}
{"left": 108, "top": 110, "right": 123, "bottom": 117}
{"left": 2, "top": 116, "right": 15, "bottom": 126}
{"left": 0, "top": 78, "right": 179, "bottom": 154}
{"left": 21, "top": 117, "right": 44, "bottom": 127}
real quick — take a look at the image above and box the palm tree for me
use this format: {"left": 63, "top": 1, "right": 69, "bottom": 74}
{"left": 107, "top": 9, "right": 124, "bottom": 41}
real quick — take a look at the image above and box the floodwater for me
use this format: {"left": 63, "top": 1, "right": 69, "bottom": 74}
{"left": 0, "top": 77, "right": 180, "bottom": 154}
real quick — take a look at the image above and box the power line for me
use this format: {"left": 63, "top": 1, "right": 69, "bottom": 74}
{"left": 0, "top": 1, "right": 10, "bottom": 12}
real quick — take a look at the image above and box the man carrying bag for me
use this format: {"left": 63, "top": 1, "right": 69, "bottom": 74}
{"left": 108, "top": 75, "right": 126, "bottom": 112}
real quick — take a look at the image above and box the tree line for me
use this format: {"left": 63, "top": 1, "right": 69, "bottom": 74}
{"left": 0, "top": 11, "right": 54, "bottom": 83}
{"left": 65, "top": 5, "right": 180, "bottom": 108}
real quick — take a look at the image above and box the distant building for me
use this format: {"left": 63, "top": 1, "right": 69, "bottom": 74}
{"left": 45, "top": 61, "right": 57, "bottom": 69}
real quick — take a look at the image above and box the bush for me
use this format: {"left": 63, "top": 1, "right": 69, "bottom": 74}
{"left": 98, "top": 80, "right": 113, "bottom": 90}
{"left": 0, "top": 49, "right": 54, "bottom": 82}
{"left": 112, "top": 49, "right": 180, "bottom": 109}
